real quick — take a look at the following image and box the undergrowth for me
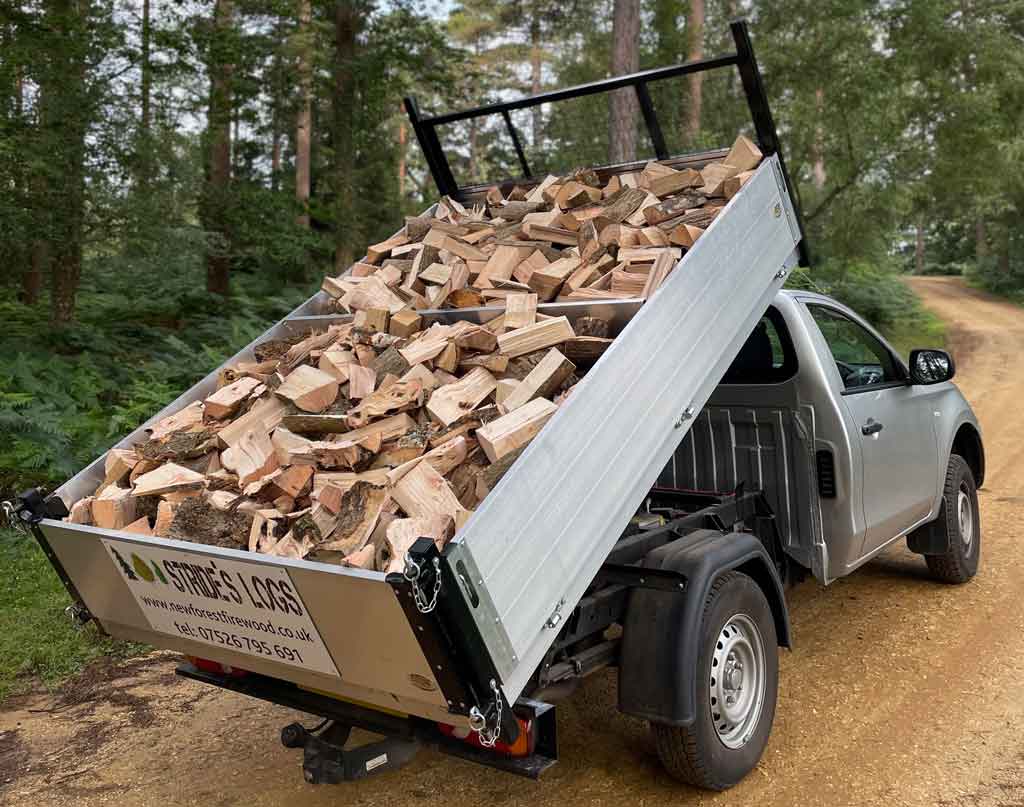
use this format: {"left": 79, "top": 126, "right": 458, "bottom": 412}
{"left": 0, "top": 528, "right": 148, "bottom": 701}
{"left": 0, "top": 256, "right": 316, "bottom": 498}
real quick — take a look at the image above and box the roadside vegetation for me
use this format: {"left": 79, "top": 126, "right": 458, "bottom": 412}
{"left": 788, "top": 259, "right": 946, "bottom": 358}
{"left": 0, "top": 528, "right": 146, "bottom": 701}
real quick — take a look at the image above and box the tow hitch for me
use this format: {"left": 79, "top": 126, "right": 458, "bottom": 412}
{"left": 280, "top": 719, "right": 421, "bottom": 784}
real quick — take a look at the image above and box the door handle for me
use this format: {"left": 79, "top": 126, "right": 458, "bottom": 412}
{"left": 862, "top": 420, "right": 884, "bottom": 436}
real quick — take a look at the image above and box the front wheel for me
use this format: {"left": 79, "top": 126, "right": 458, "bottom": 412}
{"left": 652, "top": 571, "right": 778, "bottom": 790}
{"left": 924, "top": 454, "right": 981, "bottom": 584}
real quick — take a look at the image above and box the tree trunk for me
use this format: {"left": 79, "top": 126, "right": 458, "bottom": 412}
{"left": 975, "top": 218, "right": 987, "bottom": 261}
{"left": 25, "top": 240, "right": 46, "bottom": 305}
{"left": 271, "top": 133, "right": 282, "bottom": 187}
{"left": 468, "top": 117, "right": 479, "bottom": 180}
{"left": 270, "top": 18, "right": 284, "bottom": 192}
{"left": 530, "top": 13, "right": 542, "bottom": 148}
{"left": 812, "top": 87, "right": 826, "bottom": 190}
{"left": 608, "top": 0, "right": 640, "bottom": 164}
{"left": 914, "top": 217, "right": 925, "bottom": 275}
{"left": 13, "top": 63, "right": 41, "bottom": 304}
{"left": 398, "top": 105, "right": 406, "bottom": 197}
{"left": 333, "top": 0, "right": 360, "bottom": 272}
{"left": 998, "top": 227, "right": 1010, "bottom": 275}
{"left": 295, "top": 0, "right": 313, "bottom": 228}
{"left": 684, "top": 0, "right": 704, "bottom": 142}
{"left": 46, "top": 0, "right": 89, "bottom": 324}
{"left": 138, "top": 0, "right": 152, "bottom": 185}
{"left": 203, "top": 0, "right": 234, "bottom": 296}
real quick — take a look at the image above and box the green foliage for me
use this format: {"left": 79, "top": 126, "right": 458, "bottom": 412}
{"left": 0, "top": 254, "right": 315, "bottom": 497}
{"left": 0, "top": 528, "right": 146, "bottom": 700}
{"left": 967, "top": 249, "right": 1024, "bottom": 303}
{"left": 787, "top": 258, "right": 946, "bottom": 358}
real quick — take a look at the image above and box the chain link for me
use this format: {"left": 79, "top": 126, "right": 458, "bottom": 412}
{"left": 476, "top": 679, "right": 503, "bottom": 748}
{"left": 2, "top": 501, "right": 27, "bottom": 534}
{"left": 404, "top": 555, "right": 442, "bottom": 614}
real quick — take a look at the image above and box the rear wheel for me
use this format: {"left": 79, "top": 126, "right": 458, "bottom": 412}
{"left": 652, "top": 571, "right": 778, "bottom": 790}
{"left": 925, "top": 454, "right": 980, "bottom": 584}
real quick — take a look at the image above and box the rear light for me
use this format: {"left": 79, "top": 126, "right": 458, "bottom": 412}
{"left": 185, "top": 655, "right": 249, "bottom": 678}
{"left": 439, "top": 715, "right": 536, "bottom": 757}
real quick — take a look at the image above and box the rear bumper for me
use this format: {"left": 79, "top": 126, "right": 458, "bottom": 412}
{"left": 176, "top": 662, "right": 558, "bottom": 780}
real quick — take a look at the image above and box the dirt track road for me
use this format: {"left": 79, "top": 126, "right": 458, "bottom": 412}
{"left": 3, "top": 276, "right": 1023, "bottom": 807}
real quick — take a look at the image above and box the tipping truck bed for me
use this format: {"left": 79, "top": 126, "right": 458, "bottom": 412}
{"left": 20, "top": 19, "right": 806, "bottom": 779}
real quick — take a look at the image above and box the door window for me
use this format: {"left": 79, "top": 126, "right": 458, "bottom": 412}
{"left": 807, "top": 305, "right": 902, "bottom": 391}
{"left": 721, "top": 306, "right": 798, "bottom": 384}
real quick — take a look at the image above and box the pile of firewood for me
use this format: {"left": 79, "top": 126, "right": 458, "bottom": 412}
{"left": 321, "top": 135, "right": 762, "bottom": 310}
{"left": 63, "top": 137, "right": 762, "bottom": 574}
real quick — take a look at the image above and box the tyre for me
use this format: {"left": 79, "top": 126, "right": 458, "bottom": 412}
{"left": 652, "top": 571, "right": 778, "bottom": 790}
{"left": 925, "top": 454, "right": 981, "bottom": 584}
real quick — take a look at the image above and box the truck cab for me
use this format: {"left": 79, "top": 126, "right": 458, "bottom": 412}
{"left": 672, "top": 290, "right": 983, "bottom": 585}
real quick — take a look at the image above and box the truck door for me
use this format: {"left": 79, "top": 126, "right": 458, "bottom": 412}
{"left": 804, "top": 304, "right": 938, "bottom": 557}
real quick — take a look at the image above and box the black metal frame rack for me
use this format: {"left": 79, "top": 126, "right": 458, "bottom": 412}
{"left": 403, "top": 19, "right": 808, "bottom": 266}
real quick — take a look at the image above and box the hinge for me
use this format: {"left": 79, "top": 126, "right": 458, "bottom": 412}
{"left": 6, "top": 487, "right": 67, "bottom": 530}
{"left": 545, "top": 598, "right": 566, "bottom": 630}
{"left": 673, "top": 406, "right": 695, "bottom": 430}
{"left": 17, "top": 485, "right": 69, "bottom": 522}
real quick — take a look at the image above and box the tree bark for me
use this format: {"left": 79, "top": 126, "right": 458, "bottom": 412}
{"left": 530, "top": 13, "right": 542, "bottom": 148}
{"left": 270, "top": 18, "right": 284, "bottom": 191}
{"left": 271, "top": 132, "right": 282, "bottom": 186}
{"left": 684, "top": 0, "right": 704, "bottom": 142}
{"left": 25, "top": 240, "right": 46, "bottom": 305}
{"left": 138, "top": 0, "right": 152, "bottom": 184}
{"left": 333, "top": 0, "right": 360, "bottom": 272}
{"left": 46, "top": 0, "right": 90, "bottom": 324}
{"left": 608, "top": 0, "right": 640, "bottom": 164}
{"left": 398, "top": 105, "right": 406, "bottom": 197}
{"left": 468, "top": 116, "right": 479, "bottom": 180}
{"left": 812, "top": 87, "right": 826, "bottom": 190}
{"left": 975, "top": 218, "right": 987, "bottom": 261}
{"left": 203, "top": 0, "right": 234, "bottom": 296}
{"left": 13, "top": 62, "right": 41, "bottom": 304}
{"left": 295, "top": 0, "right": 313, "bottom": 229}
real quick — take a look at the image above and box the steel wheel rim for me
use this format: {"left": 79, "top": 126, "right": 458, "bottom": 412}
{"left": 958, "top": 484, "right": 974, "bottom": 552}
{"left": 709, "top": 613, "right": 766, "bottom": 750}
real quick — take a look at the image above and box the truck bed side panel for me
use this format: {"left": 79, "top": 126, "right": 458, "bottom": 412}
{"left": 657, "top": 404, "right": 821, "bottom": 569}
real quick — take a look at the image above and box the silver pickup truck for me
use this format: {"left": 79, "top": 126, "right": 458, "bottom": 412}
{"left": 637, "top": 288, "right": 983, "bottom": 787}
{"left": 18, "top": 20, "right": 985, "bottom": 796}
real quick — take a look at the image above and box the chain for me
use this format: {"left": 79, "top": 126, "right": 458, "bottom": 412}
{"left": 476, "top": 679, "right": 503, "bottom": 749}
{"left": 2, "top": 501, "right": 27, "bottom": 534}
{"left": 403, "top": 555, "right": 442, "bottom": 614}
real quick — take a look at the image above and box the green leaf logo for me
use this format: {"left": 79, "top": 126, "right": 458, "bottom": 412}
{"left": 131, "top": 553, "right": 155, "bottom": 583}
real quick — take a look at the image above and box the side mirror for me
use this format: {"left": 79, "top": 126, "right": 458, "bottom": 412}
{"left": 909, "top": 349, "right": 955, "bottom": 385}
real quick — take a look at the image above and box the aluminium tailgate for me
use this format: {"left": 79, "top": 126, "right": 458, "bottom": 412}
{"left": 445, "top": 155, "right": 803, "bottom": 704}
